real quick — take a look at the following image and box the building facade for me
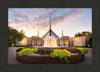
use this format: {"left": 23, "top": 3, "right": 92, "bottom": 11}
{"left": 16, "top": 17, "right": 89, "bottom": 47}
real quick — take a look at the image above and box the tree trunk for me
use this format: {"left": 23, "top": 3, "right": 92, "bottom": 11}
{"left": 14, "top": 41, "right": 16, "bottom": 47}
{"left": 9, "top": 40, "right": 12, "bottom": 47}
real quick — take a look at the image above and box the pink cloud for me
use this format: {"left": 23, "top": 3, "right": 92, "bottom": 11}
{"left": 69, "top": 16, "right": 76, "bottom": 20}
{"left": 76, "top": 13, "right": 84, "bottom": 18}
{"left": 33, "top": 18, "right": 41, "bottom": 22}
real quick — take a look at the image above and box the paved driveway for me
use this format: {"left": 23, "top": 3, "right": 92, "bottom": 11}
{"left": 8, "top": 47, "right": 92, "bottom": 64}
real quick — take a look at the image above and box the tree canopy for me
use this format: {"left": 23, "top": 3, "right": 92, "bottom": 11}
{"left": 75, "top": 31, "right": 92, "bottom": 38}
{"left": 8, "top": 26, "right": 25, "bottom": 47}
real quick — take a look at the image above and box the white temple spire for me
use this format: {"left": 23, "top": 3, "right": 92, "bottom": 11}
{"left": 49, "top": 16, "right": 52, "bottom": 36}
{"left": 62, "top": 29, "right": 63, "bottom": 37}
{"left": 62, "top": 29, "right": 63, "bottom": 46}
{"left": 38, "top": 27, "right": 39, "bottom": 37}
{"left": 49, "top": 16, "right": 52, "bottom": 30}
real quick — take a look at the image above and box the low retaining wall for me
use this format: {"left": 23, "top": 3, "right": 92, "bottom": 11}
{"left": 16, "top": 53, "right": 84, "bottom": 64}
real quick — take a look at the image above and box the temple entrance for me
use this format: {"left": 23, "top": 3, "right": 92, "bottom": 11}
{"left": 65, "top": 40, "right": 69, "bottom": 46}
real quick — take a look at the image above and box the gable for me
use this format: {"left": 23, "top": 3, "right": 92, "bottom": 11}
{"left": 42, "top": 30, "right": 59, "bottom": 40}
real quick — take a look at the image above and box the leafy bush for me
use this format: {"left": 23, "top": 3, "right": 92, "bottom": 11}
{"left": 19, "top": 48, "right": 38, "bottom": 56}
{"left": 36, "top": 50, "right": 46, "bottom": 54}
{"left": 76, "top": 48, "right": 88, "bottom": 54}
{"left": 36, "top": 49, "right": 53, "bottom": 55}
{"left": 88, "top": 44, "right": 90, "bottom": 47}
{"left": 16, "top": 47, "right": 24, "bottom": 52}
{"left": 32, "top": 48, "right": 38, "bottom": 53}
{"left": 45, "top": 49, "right": 53, "bottom": 54}
{"left": 69, "top": 49, "right": 81, "bottom": 54}
{"left": 66, "top": 48, "right": 75, "bottom": 51}
{"left": 50, "top": 49, "right": 71, "bottom": 63}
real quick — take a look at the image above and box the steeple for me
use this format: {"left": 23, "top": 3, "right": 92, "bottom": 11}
{"left": 49, "top": 16, "right": 52, "bottom": 30}
{"left": 38, "top": 27, "right": 39, "bottom": 37}
{"left": 37, "top": 27, "right": 39, "bottom": 46}
{"left": 62, "top": 29, "right": 63, "bottom": 46}
{"left": 49, "top": 16, "right": 52, "bottom": 36}
{"left": 62, "top": 29, "right": 63, "bottom": 37}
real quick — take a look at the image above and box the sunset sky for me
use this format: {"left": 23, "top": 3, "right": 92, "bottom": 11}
{"left": 8, "top": 8, "right": 92, "bottom": 37}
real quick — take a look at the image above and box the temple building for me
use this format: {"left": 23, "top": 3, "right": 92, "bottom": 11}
{"left": 16, "top": 17, "right": 89, "bottom": 47}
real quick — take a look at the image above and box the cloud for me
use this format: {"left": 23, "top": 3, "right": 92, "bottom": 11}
{"left": 8, "top": 8, "right": 86, "bottom": 37}
{"left": 68, "top": 9, "right": 85, "bottom": 20}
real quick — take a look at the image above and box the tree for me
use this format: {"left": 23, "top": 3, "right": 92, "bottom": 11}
{"left": 75, "top": 33, "right": 78, "bottom": 37}
{"left": 77, "top": 32, "right": 83, "bottom": 36}
{"left": 8, "top": 26, "right": 25, "bottom": 47}
{"left": 75, "top": 32, "right": 83, "bottom": 37}
{"left": 81, "top": 32, "right": 92, "bottom": 38}
{"left": 75, "top": 31, "right": 92, "bottom": 38}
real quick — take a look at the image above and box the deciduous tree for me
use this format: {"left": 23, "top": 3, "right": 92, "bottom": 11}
{"left": 8, "top": 26, "right": 25, "bottom": 47}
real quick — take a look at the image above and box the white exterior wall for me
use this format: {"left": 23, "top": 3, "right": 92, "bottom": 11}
{"left": 16, "top": 37, "right": 28, "bottom": 45}
{"left": 42, "top": 33, "right": 49, "bottom": 40}
{"left": 73, "top": 36, "right": 86, "bottom": 46}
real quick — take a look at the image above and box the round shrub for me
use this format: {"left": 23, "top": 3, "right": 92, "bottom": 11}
{"left": 16, "top": 47, "right": 24, "bottom": 52}
{"left": 50, "top": 49, "right": 71, "bottom": 63}
{"left": 69, "top": 49, "right": 81, "bottom": 54}
{"left": 19, "top": 48, "right": 35, "bottom": 56}
{"left": 76, "top": 48, "right": 88, "bottom": 54}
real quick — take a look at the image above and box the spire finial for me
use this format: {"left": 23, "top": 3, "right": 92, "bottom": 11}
{"left": 49, "top": 16, "right": 51, "bottom": 30}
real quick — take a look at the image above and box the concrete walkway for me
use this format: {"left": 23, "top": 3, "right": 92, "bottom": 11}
{"left": 8, "top": 47, "right": 92, "bottom": 64}
{"left": 79, "top": 48, "right": 92, "bottom": 64}
{"left": 8, "top": 47, "right": 21, "bottom": 64}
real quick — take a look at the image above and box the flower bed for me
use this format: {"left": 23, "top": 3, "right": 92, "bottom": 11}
{"left": 16, "top": 47, "right": 87, "bottom": 64}
{"left": 16, "top": 52, "right": 84, "bottom": 64}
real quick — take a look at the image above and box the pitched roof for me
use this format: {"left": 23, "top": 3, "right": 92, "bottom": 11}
{"left": 42, "top": 29, "right": 59, "bottom": 39}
